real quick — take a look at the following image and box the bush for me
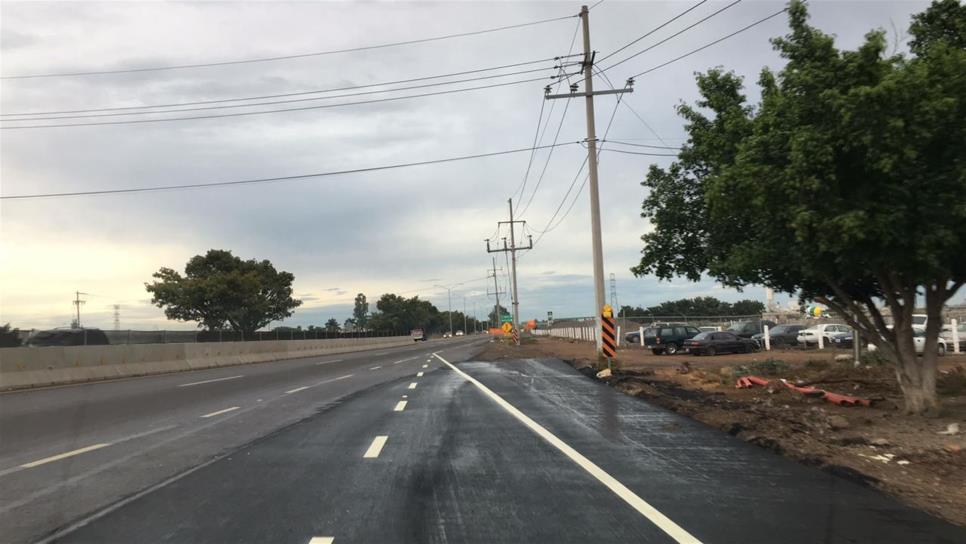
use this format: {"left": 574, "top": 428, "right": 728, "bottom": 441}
{"left": 0, "top": 323, "right": 22, "bottom": 347}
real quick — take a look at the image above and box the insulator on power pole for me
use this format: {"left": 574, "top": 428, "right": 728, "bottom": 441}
{"left": 626, "top": 78, "right": 635, "bottom": 88}
{"left": 544, "top": 85, "right": 551, "bottom": 96}
{"left": 570, "top": 83, "right": 579, "bottom": 93}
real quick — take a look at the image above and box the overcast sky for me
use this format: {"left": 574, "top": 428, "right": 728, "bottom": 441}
{"left": 1, "top": 0, "right": 944, "bottom": 331}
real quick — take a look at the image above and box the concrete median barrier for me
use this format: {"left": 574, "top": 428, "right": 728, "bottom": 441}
{"left": 0, "top": 336, "right": 410, "bottom": 391}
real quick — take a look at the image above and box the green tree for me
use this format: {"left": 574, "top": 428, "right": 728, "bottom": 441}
{"left": 324, "top": 318, "right": 341, "bottom": 333}
{"left": 353, "top": 293, "right": 369, "bottom": 329}
{"left": 146, "top": 249, "right": 302, "bottom": 334}
{"left": 632, "top": 1, "right": 965, "bottom": 415}
{"left": 367, "top": 294, "right": 441, "bottom": 333}
{"left": 0, "top": 323, "right": 22, "bottom": 347}
{"left": 488, "top": 304, "right": 510, "bottom": 326}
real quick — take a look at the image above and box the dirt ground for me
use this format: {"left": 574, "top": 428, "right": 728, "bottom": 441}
{"left": 478, "top": 336, "right": 966, "bottom": 527}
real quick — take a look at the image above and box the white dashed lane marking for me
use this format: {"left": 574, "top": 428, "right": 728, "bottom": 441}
{"left": 19, "top": 444, "right": 110, "bottom": 468}
{"left": 200, "top": 406, "right": 240, "bottom": 418}
{"left": 363, "top": 436, "right": 388, "bottom": 458}
{"left": 408, "top": 382, "right": 417, "bottom": 390}
{"left": 308, "top": 537, "right": 334, "bottom": 544}
{"left": 369, "top": 366, "right": 382, "bottom": 370}
{"left": 394, "top": 401, "right": 407, "bottom": 412}
{"left": 416, "top": 372, "right": 424, "bottom": 377}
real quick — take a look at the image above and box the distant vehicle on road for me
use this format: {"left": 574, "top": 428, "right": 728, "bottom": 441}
{"left": 634, "top": 323, "right": 701, "bottom": 355}
{"left": 442, "top": 332, "right": 452, "bottom": 338}
{"left": 455, "top": 330, "right": 464, "bottom": 336}
{"left": 751, "top": 324, "right": 805, "bottom": 347}
{"left": 26, "top": 328, "right": 110, "bottom": 347}
{"left": 410, "top": 329, "right": 427, "bottom": 342}
{"left": 684, "top": 331, "right": 758, "bottom": 355}
{"left": 726, "top": 320, "right": 776, "bottom": 338}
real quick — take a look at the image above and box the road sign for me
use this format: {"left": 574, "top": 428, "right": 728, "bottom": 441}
{"left": 602, "top": 304, "right": 613, "bottom": 319}
{"left": 500, "top": 313, "right": 512, "bottom": 324}
{"left": 501, "top": 322, "right": 513, "bottom": 334}
{"left": 547, "top": 311, "right": 554, "bottom": 327}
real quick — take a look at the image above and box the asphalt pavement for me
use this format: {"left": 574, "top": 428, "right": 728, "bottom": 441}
{"left": 2, "top": 340, "right": 965, "bottom": 543}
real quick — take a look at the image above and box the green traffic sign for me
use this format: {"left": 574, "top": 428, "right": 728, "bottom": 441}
{"left": 500, "top": 313, "right": 512, "bottom": 323}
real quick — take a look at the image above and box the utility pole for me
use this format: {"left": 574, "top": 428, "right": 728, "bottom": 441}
{"left": 112, "top": 304, "right": 121, "bottom": 331}
{"left": 486, "top": 198, "right": 532, "bottom": 345}
{"left": 486, "top": 257, "right": 506, "bottom": 329}
{"left": 72, "top": 291, "right": 88, "bottom": 328}
{"left": 434, "top": 284, "right": 454, "bottom": 335}
{"left": 545, "top": 4, "right": 632, "bottom": 352}
{"left": 462, "top": 296, "right": 468, "bottom": 334}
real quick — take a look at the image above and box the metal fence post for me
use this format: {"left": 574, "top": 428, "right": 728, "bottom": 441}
{"left": 162, "top": 330, "right": 167, "bottom": 344}
{"left": 639, "top": 326, "right": 644, "bottom": 347}
{"left": 763, "top": 325, "right": 771, "bottom": 351}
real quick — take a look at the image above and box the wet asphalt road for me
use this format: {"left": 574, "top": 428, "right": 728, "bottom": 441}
{"left": 2, "top": 338, "right": 965, "bottom": 543}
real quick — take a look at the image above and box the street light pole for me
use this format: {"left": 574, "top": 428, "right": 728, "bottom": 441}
{"left": 435, "top": 284, "right": 454, "bottom": 335}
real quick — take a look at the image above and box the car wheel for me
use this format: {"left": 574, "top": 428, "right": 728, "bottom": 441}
{"left": 938, "top": 344, "right": 946, "bottom": 357}
{"left": 706, "top": 346, "right": 716, "bottom": 356}
{"left": 665, "top": 343, "right": 679, "bottom": 355}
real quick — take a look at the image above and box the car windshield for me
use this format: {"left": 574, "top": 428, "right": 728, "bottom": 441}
{"left": 3, "top": 2, "right": 964, "bottom": 542}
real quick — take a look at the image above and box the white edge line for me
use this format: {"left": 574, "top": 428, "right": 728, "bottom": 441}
{"left": 432, "top": 352, "right": 702, "bottom": 544}
{"left": 370, "top": 365, "right": 382, "bottom": 370}
{"left": 178, "top": 375, "right": 244, "bottom": 387}
{"left": 363, "top": 435, "right": 388, "bottom": 458}
{"left": 200, "top": 406, "right": 240, "bottom": 418}
{"left": 286, "top": 386, "right": 309, "bottom": 394}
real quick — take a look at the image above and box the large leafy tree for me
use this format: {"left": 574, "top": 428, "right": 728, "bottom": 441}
{"left": 146, "top": 249, "right": 302, "bottom": 334}
{"left": 367, "top": 294, "right": 441, "bottom": 333}
{"left": 324, "top": 318, "right": 341, "bottom": 333}
{"left": 632, "top": 1, "right": 965, "bottom": 415}
{"left": 621, "top": 296, "right": 763, "bottom": 317}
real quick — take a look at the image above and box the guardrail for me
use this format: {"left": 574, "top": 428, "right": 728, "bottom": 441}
{"left": 0, "top": 335, "right": 412, "bottom": 391}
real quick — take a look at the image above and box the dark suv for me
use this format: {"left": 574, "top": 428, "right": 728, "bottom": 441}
{"left": 637, "top": 324, "right": 701, "bottom": 355}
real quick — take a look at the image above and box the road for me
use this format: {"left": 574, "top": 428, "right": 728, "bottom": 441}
{"left": 2, "top": 338, "right": 964, "bottom": 543}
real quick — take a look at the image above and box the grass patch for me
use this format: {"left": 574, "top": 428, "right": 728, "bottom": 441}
{"left": 733, "top": 359, "right": 789, "bottom": 377}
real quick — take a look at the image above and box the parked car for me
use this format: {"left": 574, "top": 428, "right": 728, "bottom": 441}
{"left": 25, "top": 328, "right": 110, "bottom": 346}
{"left": 797, "top": 323, "right": 851, "bottom": 346}
{"left": 634, "top": 323, "right": 701, "bottom": 355}
{"left": 726, "top": 320, "right": 777, "bottom": 338}
{"left": 697, "top": 326, "right": 718, "bottom": 333}
{"left": 751, "top": 324, "right": 805, "bottom": 347}
{"left": 684, "top": 331, "right": 758, "bottom": 355}
{"left": 868, "top": 329, "right": 948, "bottom": 356}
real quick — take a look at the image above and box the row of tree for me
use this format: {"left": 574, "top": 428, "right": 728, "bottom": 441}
{"left": 619, "top": 297, "right": 765, "bottom": 318}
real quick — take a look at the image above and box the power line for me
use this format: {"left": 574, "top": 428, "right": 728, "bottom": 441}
{"left": 595, "top": 67, "right": 674, "bottom": 148}
{"left": 630, "top": 7, "right": 789, "bottom": 79}
{"left": 4, "top": 64, "right": 573, "bottom": 122}
{"left": 597, "top": 0, "right": 709, "bottom": 64}
{"left": 518, "top": 97, "right": 572, "bottom": 217}
{"left": 604, "top": 139, "right": 680, "bottom": 150}
{"left": 1, "top": 73, "right": 577, "bottom": 130}
{"left": 601, "top": 0, "right": 742, "bottom": 73}
{"left": 2, "top": 57, "right": 576, "bottom": 117}
{"left": 595, "top": 146, "right": 678, "bottom": 157}
{"left": 1, "top": 141, "right": 581, "bottom": 200}
{"left": 1, "top": 14, "right": 577, "bottom": 80}
{"left": 512, "top": 19, "right": 581, "bottom": 204}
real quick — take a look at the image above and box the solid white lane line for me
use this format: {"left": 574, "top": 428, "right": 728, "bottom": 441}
{"left": 416, "top": 372, "right": 424, "bottom": 377}
{"left": 178, "top": 375, "right": 244, "bottom": 387}
{"left": 337, "top": 374, "right": 353, "bottom": 380}
{"left": 200, "top": 406, "right": 240, "bottom": 418}
{"left": 432, "top": 352, "right": 702, "bottom": 544}
{"left": 314, "top": 358, "right": 344, "bottom": 366}
{"left": 363, "top": 436, "right": 388, "bottom": 458}
{"left": 286, "top": 386, "right": 309, "bottom": 394}
{"left": 408, "top": 382, "right": 417, "bottom": 390}
{"left": 20, "top": 444, "right": 111, "bottom": 468}
{"left": 394, "top": 401, "right": 407, "bottom": 412}
{"left": 308, "top": 538, "right": 334, "bottom": 544}
{"left": 370, "top": 365, "right": 382, "bottom": 370}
